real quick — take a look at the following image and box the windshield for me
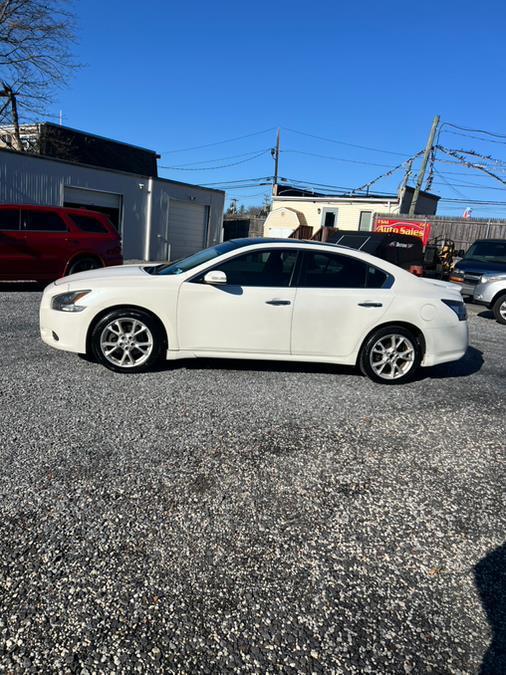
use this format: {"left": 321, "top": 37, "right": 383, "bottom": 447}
{"left": 147, "top": 240, "right": 247, "bottom": 275}
{"left": 464, "top": 241, "right": 506, "bottom": 265}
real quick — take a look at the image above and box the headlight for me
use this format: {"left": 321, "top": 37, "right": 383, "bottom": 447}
{"left": 51, "top": 290, "right": 91, "bottom": 312}
{"left": 441, "top": 298, "right": 467, "bottom": 321}
{"left": 480, "top": 273, "right": 506, "bottom": 283}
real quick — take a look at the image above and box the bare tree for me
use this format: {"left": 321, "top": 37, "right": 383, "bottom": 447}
{"left": 0, "top": 0, "right": 77, "bottom": 148}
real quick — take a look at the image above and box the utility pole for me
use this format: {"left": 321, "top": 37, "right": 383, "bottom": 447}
{"left": 408, "top": 114, "right": 440, "bottom": 216}
{"left": 272, "top": 128, "right": 280, "bottom": 196}
{"left": 0, "top": 84, "right": 22, "bottom": 151}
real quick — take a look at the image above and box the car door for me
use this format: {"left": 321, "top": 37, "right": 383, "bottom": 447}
{"left": 21, "top": 209, "right": 69, "bottom": 278}
{"left": 177, "top": 247, "right": 299, "bottom": 354}
{"left": 291, "top": 250, "right": 394, "bottom": 359}
{"left": 0, "top": 207, "right": 27, "bottom": 279}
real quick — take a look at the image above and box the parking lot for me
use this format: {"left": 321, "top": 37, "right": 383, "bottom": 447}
{"left": 0, "top": 285, "right": 504, "bottom": 673}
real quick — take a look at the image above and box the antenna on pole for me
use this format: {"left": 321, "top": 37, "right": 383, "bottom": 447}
{"left": 59, "top": 110, "right": 63, "bottom": 126}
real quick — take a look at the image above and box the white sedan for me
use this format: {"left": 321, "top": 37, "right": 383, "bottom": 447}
{"left": 40, "top": 239, "right": 468, "bottom": 384}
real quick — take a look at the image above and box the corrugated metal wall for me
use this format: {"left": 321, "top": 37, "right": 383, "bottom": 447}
{"left": 0, "top": 149, "right": 224, "bottom": 260}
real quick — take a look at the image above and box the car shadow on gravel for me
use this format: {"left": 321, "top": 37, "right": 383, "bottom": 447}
{"left": 0, "top": 281, "right": 47, "bottom": 292}
{"left": 477, "top": 310, "right": 496, "bottom": 321}
{"left": 417, "top": 345, "right": 484, "bottom": 380}
{"left": 153, "top": 357, "right": 356, "bottom": 377}
{"left": 147, "top": 346, "right": 483, "bottom": 380}
{"left": 475, "top": 542, "right": 506, "bottom": 675}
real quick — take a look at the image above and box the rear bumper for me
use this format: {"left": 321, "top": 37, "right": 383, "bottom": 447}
{"left": 421, "top": 321, "right": 469, "bottom": 367}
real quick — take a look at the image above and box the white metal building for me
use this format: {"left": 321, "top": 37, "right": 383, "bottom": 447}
{"left": 0, "top": 147, "right": 225, "bottom": 261}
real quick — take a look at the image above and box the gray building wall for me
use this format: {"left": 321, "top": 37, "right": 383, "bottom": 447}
{"left": 0, "top": 149, "right": 224, "bottom": 260}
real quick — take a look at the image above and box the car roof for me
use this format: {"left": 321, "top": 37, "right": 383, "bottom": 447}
{"left": 230, "top": 237, "right": 347, "bottom": 249}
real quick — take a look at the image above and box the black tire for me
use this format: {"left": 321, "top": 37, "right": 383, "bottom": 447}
{"left": 67, "top": 257, "right": 103, "bottom": 275}
{"left": 359, "top": 325, "right": 422, "bottom": 384}
{"left": 492, "top": 294, "right": 506, "bottom": 325}
{"left": 90, "top": 309, "right": 165, "bottom": 373}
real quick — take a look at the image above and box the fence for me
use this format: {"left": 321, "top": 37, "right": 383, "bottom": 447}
{"left": 374, "top": 213, "right": 506, "bottom": 249}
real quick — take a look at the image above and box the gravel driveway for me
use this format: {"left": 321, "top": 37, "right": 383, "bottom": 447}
{"left": 0, "top": 285, "right": 504, "bottom": 674}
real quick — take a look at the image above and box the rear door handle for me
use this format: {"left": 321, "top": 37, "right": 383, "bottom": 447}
{"left": 358, "top": 302, "right": 383, "bottom": 307}
{"left": 266, "top": 299, "right": 291, "bottom": 306}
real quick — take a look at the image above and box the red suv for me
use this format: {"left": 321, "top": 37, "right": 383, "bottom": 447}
{"left": 0, "top": 205, "right": 123, "bottom": 282}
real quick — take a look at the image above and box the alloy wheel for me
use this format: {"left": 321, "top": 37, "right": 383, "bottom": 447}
{"left": 99, "top": 318, "right": 154, "bottom": 368}
{"left": 369, "top": 333, "right": 416, "bottom": 381}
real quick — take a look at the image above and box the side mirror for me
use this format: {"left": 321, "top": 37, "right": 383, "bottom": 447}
{"left": 455, "top": 249, "right": 465, "bottom": 258}
{"left": 204, "top": 270, "right": 227, "bottom": 285}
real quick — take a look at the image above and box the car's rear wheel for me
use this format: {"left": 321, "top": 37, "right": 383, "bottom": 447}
{"left": 90, "top": 309, "right": 165, "bottom": 373}
{"left": 492, "top": 294, "right": 506, "bottom": 324}
{"left": 68, "top": 257, "right": 103, "bottom": 275}
{"left": 359, "top": 325, "right": 422, "bottom": 384}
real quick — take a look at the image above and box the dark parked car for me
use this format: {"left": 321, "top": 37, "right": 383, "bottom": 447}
{"left": 0, "top": 204, "right": 123, "bottom": 283}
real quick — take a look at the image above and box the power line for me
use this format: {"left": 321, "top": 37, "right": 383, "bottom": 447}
{"left": 158, "top": 148, "right": 269, "bottom": 168}
{"left": 160, "top": 150, "right": 269, "bottom": 171}
{"left": 283, "top": 127, "right": 412, "bottom": 157}
{"left": 199, "top": 176, "right": 273, "bottom": 187}
{"left": 159, "top": 127, "right": 276, "bottom": 154}
{"left": 442, "top": 122, "right": 506, "bottom": 140}
{"left": 439, "top": 197, "right": 506, "bottom": 205}
{"left": 442, "top": 129, "right": 506, "bottom": 146}
{"left": 283, "top": 148, "right": 394, "bottom": 169}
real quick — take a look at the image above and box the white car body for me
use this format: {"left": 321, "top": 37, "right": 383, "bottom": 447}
{"left": 40, "top": 239, "right": 468, "bottom": 376}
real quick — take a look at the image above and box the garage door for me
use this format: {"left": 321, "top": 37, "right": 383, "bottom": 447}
{"left": 168, "top": 200, "right": 209, "bottom": 260}
{"left": 63, "top": 186, "right": 123, "bottom": 231}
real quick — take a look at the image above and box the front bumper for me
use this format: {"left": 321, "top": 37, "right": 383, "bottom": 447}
{"left": 472, "top": 279, "right": 504, "bottom": 308}
{"left": 40, "top": 295, "right": 89, "bottom": 354}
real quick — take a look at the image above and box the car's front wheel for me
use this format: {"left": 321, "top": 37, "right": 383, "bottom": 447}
{"left": 90, "top": 309, "right": 165, "bottom": 373}
{"left": 359, "top": 325, "right": 422, "bottom": 384}
{"left": 492, "top": 293, "right": 506, "bottom": 325}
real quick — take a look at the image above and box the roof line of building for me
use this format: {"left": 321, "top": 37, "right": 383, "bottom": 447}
{"left": 0, "top": 146, "right": 225, "bottom": 195}
{"left": 41, "top": 121, "right": 158, "bottom": 155}
{"left": 273, "top": 194, "right": 400, "bottom": 203}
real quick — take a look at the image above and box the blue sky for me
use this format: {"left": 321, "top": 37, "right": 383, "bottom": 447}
{"left": 51, "top": 0, "right": 506, "bottom": 216}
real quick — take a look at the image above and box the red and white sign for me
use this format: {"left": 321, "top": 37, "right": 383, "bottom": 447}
{"left": 374, "top": 218, "right": 432, "bottom": 247}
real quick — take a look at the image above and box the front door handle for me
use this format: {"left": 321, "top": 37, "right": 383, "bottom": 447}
{"left": 358, "top": 302, "right": 383, "bottom": 307}
{"left": 266, "top": 299, "right": 291, "bottom": 306}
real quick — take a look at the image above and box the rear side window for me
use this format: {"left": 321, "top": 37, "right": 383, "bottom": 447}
{"left": 0, "top": 209, "right": 20, "bottom": 231}
{"left": 299, "top": 251, "right": 367, "bottom": 288}
{"left": 22, "top": 211, "right": 67, "bottom": 232}
{"left": 70, "top": 214, "right": 108, "bottom": 233}
{"left": 298, "top": 251, "right": 391, "bottom": 289}
{"left": 366, "top": 265, "right": 390, "bottom": 288}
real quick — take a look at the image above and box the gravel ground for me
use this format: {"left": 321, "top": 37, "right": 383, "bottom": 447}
{"left": 0, "top": 285, "right": 504, "bottom": 674}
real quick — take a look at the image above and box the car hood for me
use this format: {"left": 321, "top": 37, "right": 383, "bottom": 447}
{"left": 454, "top": 259, "right": 506, "bottom": 275}
{"left": 53, "top": 264, "right": 155, "bottom": 286}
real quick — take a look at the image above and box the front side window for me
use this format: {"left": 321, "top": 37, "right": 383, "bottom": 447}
{"left": 22, "top": 211, "right": 67, "bottom": 232}
{"left": 298, "top": 251, "right": 391, "bottom": 288}
{"left": 203, "top": 249, "right": 298, "bottom": 287}
{"left": 0, "top": 209, "right": 20, "bottom": 231}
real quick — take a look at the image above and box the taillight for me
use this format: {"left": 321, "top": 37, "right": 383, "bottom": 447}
{"left": 409, "top": 265, "right": 424, "bottom": 277}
